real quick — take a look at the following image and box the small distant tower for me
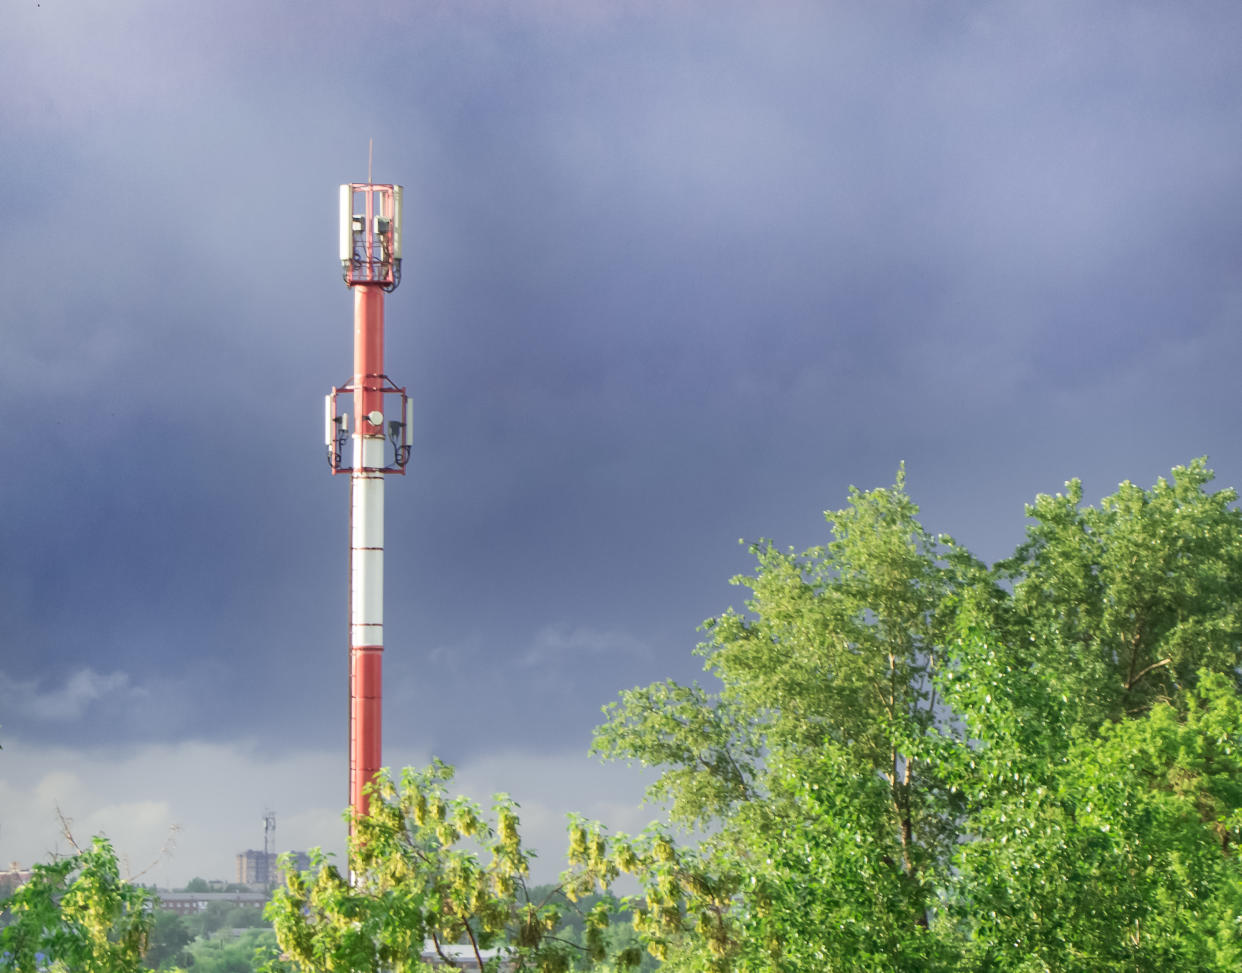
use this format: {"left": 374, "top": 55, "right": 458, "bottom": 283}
{"left": 325, "top": 182, "right": 411, "bottom": 834}
{"left": 262, "top": 811, "right": 276, "bottom": 891}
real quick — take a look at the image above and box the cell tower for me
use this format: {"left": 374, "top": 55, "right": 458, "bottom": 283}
{"left": 262, "top": 810, "right": 276, "bottom": 891}
{"left": 326, "top": 181, "right": 410, "bottom": 828}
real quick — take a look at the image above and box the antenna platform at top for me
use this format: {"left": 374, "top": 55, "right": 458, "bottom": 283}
{"left": 339, "top": 182, "right": 403, "bottom": 290}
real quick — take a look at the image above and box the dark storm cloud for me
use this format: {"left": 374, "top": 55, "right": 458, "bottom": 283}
{"left": 1, "top": 0, "right": 1241, "bottom": 878}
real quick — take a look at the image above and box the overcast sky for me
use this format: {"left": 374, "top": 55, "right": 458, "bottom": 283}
{"left": 2, "top": 0, "right": 1240, "bottom": 886}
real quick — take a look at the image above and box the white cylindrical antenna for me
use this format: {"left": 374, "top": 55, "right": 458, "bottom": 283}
{"left": 339, "top": 185, "right": 354, "bottom": 265}
{"left": 325, "top": 393, "right": 334, "bottom": 446}
{"left": 391, "top": 185, "right": 403, "bottom": 260}
{"left": 404, "top": 396, "right": 414, "bottom": 447}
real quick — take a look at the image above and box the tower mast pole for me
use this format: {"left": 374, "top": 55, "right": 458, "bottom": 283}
{"left": 350, "top": 278, "right": 386, "bottom": 823}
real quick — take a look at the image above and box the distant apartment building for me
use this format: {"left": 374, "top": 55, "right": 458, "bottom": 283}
{"left": 235, "top": 849, "right": 275, "bottom": 887}
{"left": 236, "top": 849, "right": 312, "bottom": 889}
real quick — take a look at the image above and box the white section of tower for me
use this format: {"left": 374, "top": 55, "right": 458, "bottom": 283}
{"left": 350, "top": 434, "right": 386, "bottom": 649}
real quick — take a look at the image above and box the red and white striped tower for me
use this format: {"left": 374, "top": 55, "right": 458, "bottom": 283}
{"left": 326, "top": 183, "right": 412, "bottom": 829}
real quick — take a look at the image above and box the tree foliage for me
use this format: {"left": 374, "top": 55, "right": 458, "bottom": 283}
{"left": 591, "top": 460, "right": 1242, "bottom": 970}
{"left": 185, "top": 928, "right": 281, "bottom": 973}
{"left": 265, "top": 760, "right": 642, "bottom": 972}
{"left": 0, "top": 836, "right": 154, "bottom": 973}
{"left": 997, "top": 458, "right": 1242, "bottom": 725}
{"left": 142, "top": 909, "right": 193, "bottom": 970}
{"left": 592, "top": 470, "right": 972, "bottom": 969}
{"left": 937, "top": 623, "right": 1242, "bottom": 970}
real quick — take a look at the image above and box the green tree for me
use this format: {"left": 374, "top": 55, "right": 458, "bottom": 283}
{"left": 925, "top": 461, "right": 1242, "bottom": 968}
{"left": 187, "top": 928, "right": 281, "bottom": 973}
{"left": 185, "top": 900, "right": 243, "bottom": 940}
{"left": 0, "top": 836, "right": 156, "bottom": 973}
{"left": 997, "top": 458, "right": 1242, "bottom": 726}
{"left": 143, "top": 909, "right": 193, "bottom": 970}
{"left": 938, "top": 619, "right": 1242, "bottom": 969}
{"left": 592, "top": 470, "right": 976, "bottom": 970}
{"left": 520, "top": 886, "right": 659, "bottom": 972}
{"left": 591, "top": 461, "right": 1242, "bottom": 970}
{"left": 265, "top": 760, "right": 641, "bottom": 972}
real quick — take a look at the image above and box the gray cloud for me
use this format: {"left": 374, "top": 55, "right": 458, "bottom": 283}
{"left": 1, "top": 0, "right": 1240, "bottom": 881}
{"left": 0, "top": 669, "right": 143, "bottom": 723}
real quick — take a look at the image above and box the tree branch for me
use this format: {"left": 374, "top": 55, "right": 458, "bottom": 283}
{"left": 1124, "top": 657, "right": 1172, "bottom": 691}
{"left": 430, "top": 930, "right": 462, "bottom": 969}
